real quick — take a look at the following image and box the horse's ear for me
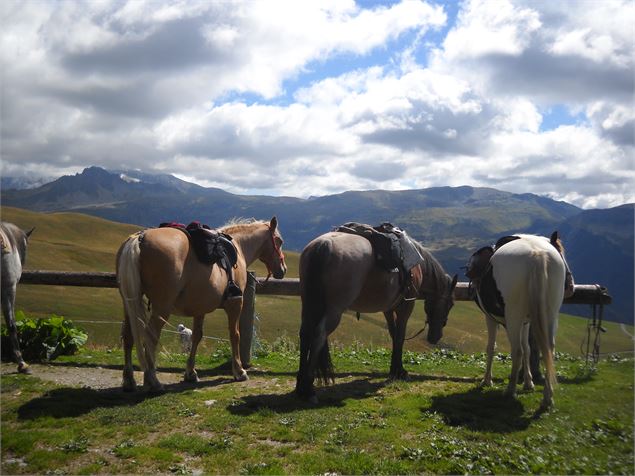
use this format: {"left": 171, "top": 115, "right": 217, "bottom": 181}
{"left": 269, "top": 216, "right": 278, "bottom": 231}
{"left": 26, "top": 227, "right": 35, "bottom": 239}
{"left": 451, "top": 274, "right": 458, "bottom": 290}
{"left": 550, "top": 230, "right": 559, "bottom": 245}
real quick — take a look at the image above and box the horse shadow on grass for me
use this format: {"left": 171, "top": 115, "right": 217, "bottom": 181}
{"left": 16, "top": 376, "right": 234, "bottom": 421}
{"left": 227, "top": 376, "right": 387, "bottom": 415}
{"left": 422, "top": 387, "right": 533, "bottom": 433}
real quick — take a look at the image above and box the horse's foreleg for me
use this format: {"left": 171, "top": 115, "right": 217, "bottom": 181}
{"left": 480, "top": 316, "right": 498, "bottom": 388}
{"left": 225, "top": 299, "right": 248, "bottom": 381}
{"left": 142, "top": 314, "right": 166, "bottom": 392}
{"left": 121, "top": 314, "right": 136, "bottom": 391}
{"left": 184, "top": 316, "right": 204, "bottom": 382}
{"left": 1, "top": 287, "right": 30, "bottom": 374}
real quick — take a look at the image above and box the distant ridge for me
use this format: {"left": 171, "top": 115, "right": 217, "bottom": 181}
{"left": 2, "top": 166, "right": 632, "bottom": 323}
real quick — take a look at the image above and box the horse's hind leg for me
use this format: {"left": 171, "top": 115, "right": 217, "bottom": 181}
{"left": 184, "top": 315, "right": 204, "bottom": 382}
{"left": 1, "top": 286, "right": 30, "bottom": 374}
{"left": 520, "top": 322, "right": 535, "bottom": 392}
{"left": 121, "top": 313, "right": 137, "bottom": 391}
{"left": 142, "top": 312, "right": 167, "bottom": 392}
{"left": 504, "top": 315, "right": 524, "bottom": 398}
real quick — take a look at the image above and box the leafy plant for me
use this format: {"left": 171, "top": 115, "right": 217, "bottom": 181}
{"left": 1, "top": 311, "right": 88, "bottom": 361}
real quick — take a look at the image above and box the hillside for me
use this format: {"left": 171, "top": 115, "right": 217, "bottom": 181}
{"left": 1, "top": 207, "right": 632, "bottom": 357}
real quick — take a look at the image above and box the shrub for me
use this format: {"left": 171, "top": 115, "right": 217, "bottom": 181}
{"left": 1, "top": 311, "right": 88, "bottom": 361}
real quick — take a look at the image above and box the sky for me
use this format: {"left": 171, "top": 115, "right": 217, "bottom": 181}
{"left": 1, "top": 0, "right": 633, "bottom": 209}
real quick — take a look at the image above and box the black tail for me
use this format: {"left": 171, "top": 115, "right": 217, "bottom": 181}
{"left": 297, "top": 240, "right": 334, "bottom": 395}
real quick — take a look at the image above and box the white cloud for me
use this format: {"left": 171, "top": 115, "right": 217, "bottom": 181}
{"left": 0, "top": 0, "right": 632, "bottom": 209}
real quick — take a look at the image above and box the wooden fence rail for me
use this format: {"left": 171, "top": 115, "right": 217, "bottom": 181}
{"left": 19, "top": 270, "right": 611, "bottom": 305}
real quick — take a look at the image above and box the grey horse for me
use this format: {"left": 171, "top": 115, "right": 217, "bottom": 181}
{"left": 1, "top": 221, "right": 34, "bottom": 374}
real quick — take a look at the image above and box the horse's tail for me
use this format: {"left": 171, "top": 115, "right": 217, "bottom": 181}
{"left": 117, "top": 232, "right": 149, "bottom": 371}
{"left": 300, "top": 239, "right": 334, "bottom": 385}
{"left": 528, "top": 250, "right": 556, "bottom": 390}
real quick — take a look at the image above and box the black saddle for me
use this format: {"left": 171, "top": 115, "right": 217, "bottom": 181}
{"left": 159, "top": 221, "right": 241, "bottom": 299}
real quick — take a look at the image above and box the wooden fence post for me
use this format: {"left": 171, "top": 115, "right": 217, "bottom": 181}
{"left": 239, "top": 271, "right": 257, "bottom": 367}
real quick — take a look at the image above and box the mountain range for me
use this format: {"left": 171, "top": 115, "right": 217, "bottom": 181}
{"left": 2, "top": 166, "right": 632, "bottom": 324}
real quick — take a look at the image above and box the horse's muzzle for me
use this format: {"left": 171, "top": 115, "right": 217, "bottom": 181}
{"left": 427, "top": 329, "right": 442, "bottom": 345}
{"left": 272, "top": 267, "right": 286, "bottom": 280}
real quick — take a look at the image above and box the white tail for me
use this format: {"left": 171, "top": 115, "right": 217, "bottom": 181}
{"left": 117, "top": 233, "right": 149, "bottom": 371}
{"left": 528, "top": 250, "right": 557, "bottom": 391}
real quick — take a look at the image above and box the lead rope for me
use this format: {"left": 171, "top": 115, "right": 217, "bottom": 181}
{"left": 405, "top": 321, "right": 428, "bottom": 341}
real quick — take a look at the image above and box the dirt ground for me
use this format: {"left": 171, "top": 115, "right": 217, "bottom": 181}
{"left": 0, "top": 362, "right": 183, "bottom": 390}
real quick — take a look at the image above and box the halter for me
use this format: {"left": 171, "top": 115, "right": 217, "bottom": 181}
{"left": 264, "top": 225, "right": 284, "bottom": 281}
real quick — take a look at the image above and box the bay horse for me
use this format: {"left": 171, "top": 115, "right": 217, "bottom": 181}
{"left": 296, "top": 231, "right": 457, "bottom": 402}
{"left": 116, "top": 217, "right": 286, "bottom": 392}
{"left": 1, "top": 221, "right": 34, "bottom": 374}
{"left": 470, "top": 233, "right": 571, "bottom": 410}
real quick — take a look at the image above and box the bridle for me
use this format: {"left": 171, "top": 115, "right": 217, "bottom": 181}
{"left": 264, "top": 225, "right": 285, "bottom": 281}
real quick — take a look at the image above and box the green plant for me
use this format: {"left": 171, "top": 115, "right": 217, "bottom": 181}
{"left": 1, "top": 311, "right": 88, "bottom": 361}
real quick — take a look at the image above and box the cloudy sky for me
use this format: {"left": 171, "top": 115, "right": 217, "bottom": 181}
{"left": 1, "top": 0, "right": 633, "bottom": 208}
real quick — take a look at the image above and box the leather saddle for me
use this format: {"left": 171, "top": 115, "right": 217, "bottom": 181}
{"left": 160, "top": 221, "right": 241, "bottom": 299}
{"left": 335, "top": 222, "right": 424, "bottom": 301}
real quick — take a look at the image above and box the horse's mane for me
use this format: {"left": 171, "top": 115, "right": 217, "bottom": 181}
{"left": 411, "top": 239, "right": 450, "bottom": 293}
{"left": 220, "top": 218, "right": 283, "bottom": 239}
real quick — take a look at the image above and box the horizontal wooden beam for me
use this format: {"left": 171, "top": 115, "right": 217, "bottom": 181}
{"left": 19, "top": 270, "right": 611, "bottom": 305}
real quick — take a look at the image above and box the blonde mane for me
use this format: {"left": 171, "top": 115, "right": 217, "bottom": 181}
{"left": 220, "top": 218, "right": 282, "bottom": 238}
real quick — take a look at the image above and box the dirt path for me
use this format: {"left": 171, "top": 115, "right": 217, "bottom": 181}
{"left": 0, "top": 362, "right": 183, "bottom": 389}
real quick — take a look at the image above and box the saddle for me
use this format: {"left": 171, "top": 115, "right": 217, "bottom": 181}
{"left": 159, "top": 221, "right": 242, "bottom": 299}
{"left": 335, "top": 222, "right": 425, "bottom": 301}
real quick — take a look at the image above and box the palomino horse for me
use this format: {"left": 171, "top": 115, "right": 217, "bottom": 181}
{"left": 116, "top": 217, "right": 286, "bottom": 392}
{"left": 471, "top": 233, "right": 571, "bottom": 409}
{"left": 296, "top": 231, "right": 457, "bottom": 401}
{"left": 1, "top": 221, "right": 34, "bottom": 374}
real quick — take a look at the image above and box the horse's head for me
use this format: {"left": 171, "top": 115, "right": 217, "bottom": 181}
{"left": 259, "top": 216, "right": 287, "bottom": 280}
{"left": 424, "top": 273, "right": 457, "bottom": 344}
{"left": 550, "top": 230, "right": 575, "bottom": 298}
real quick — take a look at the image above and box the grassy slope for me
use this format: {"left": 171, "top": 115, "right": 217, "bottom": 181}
{"left": 2, "top": 206, "right": 633, "bottom": 357}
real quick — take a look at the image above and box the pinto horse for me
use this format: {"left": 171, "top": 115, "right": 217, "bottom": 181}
{"left": 116, "top": 217, "right": 286, "bottom": 392}
{"left": 1, "top": 221, "right": 34, "bottom": 374}
{"left": 296, "top": 231, "right": 457, "bottom": 402}
{"left": 471, "top": 233, "right": 571, "bottom": 409}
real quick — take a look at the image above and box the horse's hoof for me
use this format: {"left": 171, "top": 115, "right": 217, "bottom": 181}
{"left": 389, "top": 369, "right": 410, "bottom": 381}
{"left": 539, "top": 398, "right": 554, "bottom": 411}
{"left": 234, "top": 372, "right": 249, "bottom": 382}
{"left": 122, "top": 383, "right": 137, "bottom": 393}
{"left": 17, "top": 363, "right": 32, "bottom": 375}
{"left": 183, "top": 371, "right": 200, "bottom": 383}
{"left": 478, "top": 379, "right": 493, "bottom": 388}
{"left": 523, "top": 382, "right": 535, "bottom": 392}
{"left": 146, "top": 384, "right": 165, "bottom": 395}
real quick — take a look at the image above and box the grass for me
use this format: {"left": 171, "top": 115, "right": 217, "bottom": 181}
{"left": 1, "top": 344, "right": 633, "bottom": 475}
